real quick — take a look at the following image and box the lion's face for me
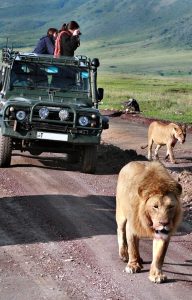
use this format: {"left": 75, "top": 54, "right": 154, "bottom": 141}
{"left": 173, "top": 125, "right": 186, "bottom": 144}
{"left": 145, "top": 193, "right": 181, "bottom": 240}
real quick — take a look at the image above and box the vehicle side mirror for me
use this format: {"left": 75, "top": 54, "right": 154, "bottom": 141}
{"left": 97, "top": 88, "right": 104, "bottom": 101}
{"left": 91, "top": 58, "right": 100, "bottom": 68}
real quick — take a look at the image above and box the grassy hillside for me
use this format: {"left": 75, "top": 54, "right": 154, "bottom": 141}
{"left": 1, "top": 0, "right": 192, "bottom": 76}
{"left": 1, "top": 0, "right": 192, "bottom": 48}
{"left": 0, "top": 1, "right": 191, "bottom": 123}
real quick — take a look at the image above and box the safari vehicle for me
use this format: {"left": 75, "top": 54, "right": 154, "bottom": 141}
{"left": 0, "top": 48, "right": 108, "bottom": 173}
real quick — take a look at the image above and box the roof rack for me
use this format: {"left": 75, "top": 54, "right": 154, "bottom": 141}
{"left": 2, "top": 48, "right": 19, "bottom": 63}
{"left": 1, "top": 48, "right": 90, "bottom": 67}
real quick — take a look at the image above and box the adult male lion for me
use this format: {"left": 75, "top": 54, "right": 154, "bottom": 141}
{"left": 116, "top": 161, "right": 182, "bottom": 283}
{"left": 141, "top": 121, "right": 186, "bottom": 164}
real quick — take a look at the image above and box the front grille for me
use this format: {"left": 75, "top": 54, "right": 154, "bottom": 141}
{"left": 5, "top": 103, "right": 102, "bottom": 136}
{"left": 31, "top": 122, "right": 69, "bottom": 132}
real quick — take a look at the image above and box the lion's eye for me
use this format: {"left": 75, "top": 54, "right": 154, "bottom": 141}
{"left": 153, "top": 205, "right": 159, "bottom": 209}
{"left": 168, "top": 205, "right": 174, "bottom": 209}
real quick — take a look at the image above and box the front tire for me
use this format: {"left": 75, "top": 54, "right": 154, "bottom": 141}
{"left": 81, "top": 145, "right": 97, "bottom": 174}
{"left": 0, "top": 133, "right": 12, "bottom": 167}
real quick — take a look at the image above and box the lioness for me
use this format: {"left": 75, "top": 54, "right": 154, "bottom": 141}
{"left": 141, "top": 121, "right": 186, "bottom": 164}
{"left": 116, "top": 161, "right": 182, "bottom": 283}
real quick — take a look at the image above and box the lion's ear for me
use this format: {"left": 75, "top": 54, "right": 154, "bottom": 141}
{"left": 138, "top": 185, "right": 149, "bottom": 201}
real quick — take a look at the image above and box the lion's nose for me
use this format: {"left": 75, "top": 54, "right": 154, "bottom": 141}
{"left": 159, "top": 221, "right": 169, "bottom": 227}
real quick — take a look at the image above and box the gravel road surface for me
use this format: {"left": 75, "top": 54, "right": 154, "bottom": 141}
{"left": 0, "top": 115, "right": 191, "bottom": 300}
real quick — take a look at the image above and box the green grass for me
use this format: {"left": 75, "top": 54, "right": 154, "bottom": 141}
{"left": 81, "top": 44, "right": 192, "bottom": 124}
{"left": 97, "top": 73, "right": 192, "bottom": 124}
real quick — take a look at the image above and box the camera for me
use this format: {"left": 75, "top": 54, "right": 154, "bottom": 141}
{"left": 73, "top": 29, "right": 82, "bottom": 36}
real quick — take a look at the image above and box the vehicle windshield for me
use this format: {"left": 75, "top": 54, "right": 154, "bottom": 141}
{"left": 10, "top": 61, "right": 90, "bottom": 92}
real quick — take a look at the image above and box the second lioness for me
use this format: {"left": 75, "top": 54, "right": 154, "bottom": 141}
{"left": 141, "top": 121, "right": 186, "bottom": 164}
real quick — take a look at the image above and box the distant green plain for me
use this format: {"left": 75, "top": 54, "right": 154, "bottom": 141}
{"left": 98, "top": 74, "right": 192, "bottom": 123}
{"left": 80, "top": 42, "right": 192, "bottom": 124}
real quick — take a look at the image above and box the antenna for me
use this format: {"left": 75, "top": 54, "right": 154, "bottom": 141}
{"left": 5, "top": 37, "right": 8, "bottom": 49}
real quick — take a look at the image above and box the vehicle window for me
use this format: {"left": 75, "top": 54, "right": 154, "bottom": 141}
{"left": 10, "top": 62, "right": 90, "bottom": 92}
{"left": 11, "top": 62, "right": 48, "bottom": 88}
{"left": 50, "top": 66, "right": 89, "bottom": 91}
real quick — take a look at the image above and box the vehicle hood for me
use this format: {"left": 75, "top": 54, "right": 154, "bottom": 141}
{"left": 5, "top": 96, "right": 98, "bottom": 112}
{"left": 6, "top": 91, "right": 92, "bottom": 107}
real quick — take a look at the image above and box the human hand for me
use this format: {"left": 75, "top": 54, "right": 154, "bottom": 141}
{"left": 73, "top": 29, "right": 81, "bottom": 36}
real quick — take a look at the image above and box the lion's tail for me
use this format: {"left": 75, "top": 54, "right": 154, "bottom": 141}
{"left": 141, "top": 144, "right": 148, "bottom": 149}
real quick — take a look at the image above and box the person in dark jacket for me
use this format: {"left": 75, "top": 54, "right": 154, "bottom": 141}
{"left": 54, "top": 21, "right": 81, "bottom": 57}
{"left": 33, "top": 28, "right": 58, "bottom": 55}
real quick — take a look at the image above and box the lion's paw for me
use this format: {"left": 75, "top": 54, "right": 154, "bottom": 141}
{"left": 149, "top": 273, "right": 167, "bottom": 284}
{"left": 125, "top": 262, "right": 142, "bottom": 274}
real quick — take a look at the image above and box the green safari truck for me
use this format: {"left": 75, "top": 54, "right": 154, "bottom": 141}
{"left": 0, "top": 48, "right": 109, "bottom": 173}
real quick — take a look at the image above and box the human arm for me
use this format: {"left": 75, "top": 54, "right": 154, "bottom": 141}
{"left": 60, "top": 33, "right": 80, "bottom": 56}
{"left": 44, "top": 36, "right": 55, "bottom": 55}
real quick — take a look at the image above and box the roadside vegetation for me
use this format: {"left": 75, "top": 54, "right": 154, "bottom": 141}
{"left": 98, "top": 74, "right": 192, "bottom": 124}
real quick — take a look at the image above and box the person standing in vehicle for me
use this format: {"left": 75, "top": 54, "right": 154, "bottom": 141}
{"left": 33, "top": 28, "right": 58, "bottom": 55}
{"left": 54, "top": 21, "right": 81, "bottom": 57}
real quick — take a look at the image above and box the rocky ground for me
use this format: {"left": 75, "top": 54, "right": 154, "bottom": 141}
{"left": 0, "top": 112, "right": 191, "bottom": 300}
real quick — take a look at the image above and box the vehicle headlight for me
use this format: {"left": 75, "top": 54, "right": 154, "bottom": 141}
{"left": 91, "top": 114, "right": 97, "bottom": 119}
{"left": 39, "top": 107, "right": 49, "bottom": 119}
{"left": 78, "top": 116, "right": 89, "bottom": 126}
{"left": 16, "top": 110, "right": 26, "bottom": 121}
{"left": 59, "top": 109, "right": 69, "bottom": 121}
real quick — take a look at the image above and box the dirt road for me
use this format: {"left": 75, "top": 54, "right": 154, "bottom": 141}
{"left": 0, "top": 116, "right": 191, "bottom": 300}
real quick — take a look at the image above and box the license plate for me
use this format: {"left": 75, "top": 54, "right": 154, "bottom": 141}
{"left": 37, "top": 132, "right": 68, "bottom": 141}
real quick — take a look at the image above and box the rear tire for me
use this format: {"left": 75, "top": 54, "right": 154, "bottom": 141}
{"left": 29, "top": 150, "right": 42, "bottom": 156}
{"left": 81, "top": 145, "right": 97, "bottom": 174}
{"left": 0, "top": 133, "right": 12, "bottom": 167}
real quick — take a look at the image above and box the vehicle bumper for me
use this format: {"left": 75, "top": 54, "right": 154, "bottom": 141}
{"left": 1, "top": 126, "right": 101, "bottom": 145}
